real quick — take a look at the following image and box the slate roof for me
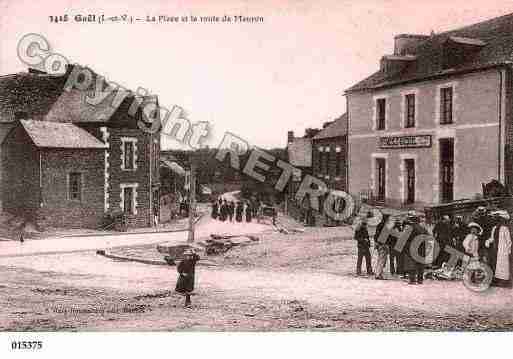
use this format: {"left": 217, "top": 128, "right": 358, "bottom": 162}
{"left": 346, "top": 12, "right": 513, "bottom": 93}
{"left": 287, "top": 137, "right": 312, "bottom": 167}
{"left": 20, "top": 119, "right": 106, "bottom": 148}
{"left": 0, "top": 72, "right": 66, "bottom": 123}
{"left": 43, "top": 88, "right": 120, "bottom": 123}
{"left": 313, "top": 113, "right": 348, "bottom": 140}
{"left": 0, "top": 65, "right": 149, "bottom": 125}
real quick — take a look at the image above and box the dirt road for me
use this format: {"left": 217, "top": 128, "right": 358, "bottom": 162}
{"left": 1, "top": 206, "right": 513, "bottom": 331}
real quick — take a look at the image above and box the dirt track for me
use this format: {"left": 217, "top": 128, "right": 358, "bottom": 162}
{"left": 2, "top": 235, "right": 513, "bottom": 331}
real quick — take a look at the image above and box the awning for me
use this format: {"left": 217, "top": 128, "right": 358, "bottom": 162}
{"left": 160, "top": 159, "right": 186, "bottom": 176}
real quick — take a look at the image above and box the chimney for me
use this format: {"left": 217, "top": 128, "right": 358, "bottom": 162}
{"left": 287, "top": 131, "right": 294, "bottom": 144}
{"left": 394, "top": 34, "right": 429, "bottom": 56}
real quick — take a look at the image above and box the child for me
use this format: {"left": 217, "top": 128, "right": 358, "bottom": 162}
{"left": 463, "top": 222, "right": 483, "bottom": 259}
{"left": 175, "top": 249, "right": 200, "bottom": 308}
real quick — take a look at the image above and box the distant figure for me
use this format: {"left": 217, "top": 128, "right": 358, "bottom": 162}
{"left": 219, "top": 200, "right": 228, "bottom": 222}
{"left": 354, "top": 219, "right": 373, "bottom": 276}
{"left": 211, "top": 201, "right": 218, "bottom": 220}
{"left": 175, "top": 249, "right": 200, "bottom": 307}
{"left": 245, "top": 201, "right": 252, "bottom": 222}
{"left": 235, "top": 201, "right": 244, "bottom": 222}
{"left": 228, "top": 201, "right": 235, "bottom": 222}
{"left": 19, "top": 232, "right": 24, "bottom": 244}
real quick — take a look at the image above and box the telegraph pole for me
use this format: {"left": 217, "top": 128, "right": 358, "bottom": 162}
{"left": 187, "top": 154, "right": 196, "bottom": 243}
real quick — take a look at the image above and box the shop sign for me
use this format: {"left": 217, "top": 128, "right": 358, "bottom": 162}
{"left": 379, "top": 134, "right": 431, "bottom": 149}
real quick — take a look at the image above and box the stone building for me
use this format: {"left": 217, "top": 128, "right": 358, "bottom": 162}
{"left": 0, "top": 66, "right": 161, "bottom": 228}
{"left": 312, "top": 113, "right": 348, "bottom": 192}
{"left": 346, "top": 14, "right": 513, "bottom": 208}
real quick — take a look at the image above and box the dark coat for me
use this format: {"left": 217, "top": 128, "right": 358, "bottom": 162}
{"left": 175, "top": 254, "right": 200, "bottom": 294}
{"left": 402, "top": 223, "right": 428, "bottom": 272}
{"left": 433, "top": 221, "right": 453, "bottom": 248}
{"left": 211, "top": 202, "right": 218, "bottom": 219}
{"left": 235, "top": 204, "right": 243, "bottom": 222}
{"left": 245, "top": 204, "right": 252, "bottom": 222}
{"left": 354, "top": 226, "right": 371, "bottom": 251}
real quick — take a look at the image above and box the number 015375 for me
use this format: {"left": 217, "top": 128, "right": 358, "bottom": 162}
{"left": 11, "top": 341, "right": 43, "bottom": 350}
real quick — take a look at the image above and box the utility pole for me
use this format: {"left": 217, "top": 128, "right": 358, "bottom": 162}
{"left": 187, "top": 154, "right": 196, "bottom": 243}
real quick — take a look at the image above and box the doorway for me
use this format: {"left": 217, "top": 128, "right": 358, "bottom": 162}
{"left": 439, "top": 138, "right": 454, "bottom": 203}
{"left": 405, "top": 159, "right": 415, "bottom": 204}
{"left": 375, "top": 158, "right": 386, "bottom": 202}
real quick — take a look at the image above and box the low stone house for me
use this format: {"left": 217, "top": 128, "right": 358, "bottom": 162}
{"left": 0, "top": 66, "right": 161, "bottom": 229}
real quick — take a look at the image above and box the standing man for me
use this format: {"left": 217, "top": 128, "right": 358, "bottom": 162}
{"left": 211, "top": 200, "right": 218, "bottom": 220}
{"left": 388, "top": 218, "right": 404, "bottom": 276}
{"left": 403, "top": 211, "right": 428, "bottom": 285}
{"left": 472, "top": 206, "right": 494, "bottom": 261}
{"left": 245, "top": 201, "right": 253, "bottom": 222}
{"left": 354, "top": 219, "right": 373, "bottom": 276}
{"left": 228, "top": 201, "right": 235, "bottom": 222}
{"left": 432, "top": 215, "right": 453, "bottom": 268}
{"left": 374, "top": 214, "right": 390, "bottom": 280}
{"left": 235, "top": 201, "right": 243, "bottom": 222}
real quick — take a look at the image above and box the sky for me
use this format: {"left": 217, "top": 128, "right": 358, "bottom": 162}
{"left": 2, "top": 0, "right": 513, "bottom": 150}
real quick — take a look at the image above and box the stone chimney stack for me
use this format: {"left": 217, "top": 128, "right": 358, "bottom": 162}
{"left": 287, "top": 131, "right": 294, "bottom": 144}
{"left": 394, "top": 34, "right": 429, "bottom": 56}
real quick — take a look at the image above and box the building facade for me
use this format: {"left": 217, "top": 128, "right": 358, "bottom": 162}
{"left": 312, "top": 113, "right": 348, "bottom": 193}
{"left": 346, "top": 15, "right": 513, "bottom": 208}
{"left": 0, "top": 66, "right": 161, "bottom": 229}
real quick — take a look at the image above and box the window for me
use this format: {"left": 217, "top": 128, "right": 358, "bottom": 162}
{"left": 123, "top": 187, "right": 134, "bottom": 214}
{"left": 440, "top": 87, "right": 453, "bottom": 124}
{"left": 153, "top": 142, "right": 159, "bottom": 174}
{"left": 335, "top": 146, "right": 342, "bottom": 176}
{"left": 376, "top": 98, "right": 386, "bottom": 130}
{"left": 324, "top": 147, "right": 330, "bottom": 176}
{"left": 68, "top": 172, "right": 82, "bottom": 201}
{"left": 405, "top": 94, "right": 415, "bottom": 128}
{"left": 14, "top": 111, "right": 28, "bottom": 120}
{"left": 124, "top": 142, "right": 134, "bottom": 170}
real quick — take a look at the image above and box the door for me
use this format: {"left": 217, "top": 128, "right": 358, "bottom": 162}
{"left": 405, "top": 159, "right": 415, "bottom": 204}
{"left": 439, "top": 138, "right": 454, "bottom": 203}
{"left": 153, "top": 188, "right": 160, "bottom": 225}
{"left": 376, "top": 158, "right": 386, "bottom": 202}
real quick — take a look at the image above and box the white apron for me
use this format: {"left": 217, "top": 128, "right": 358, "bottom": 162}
{"left": 490, "top": 226, "right": 512, "bottom": 280}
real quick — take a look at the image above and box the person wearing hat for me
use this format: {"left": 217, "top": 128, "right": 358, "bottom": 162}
{"left": 486, "top": 210, "right": 512, "bottom": 287}
{"left": 354, "top": 218, "right": 373, "bottom": 276}
{"left": 432, "top": 215, "right": 453, "bottom": 268}
{"left": 463, "top": 222, "right": 483, "bottom": 260}
{"left": 472, "top": 206, "right": 494, "bottom": 260}
{"left": 211, "top": 200, "right": 219, "bottom": 220}
{"left": 452, "top": 216, "right": 467, "bottom": 255}
{"left": 175, "top": 248, "right": 201, "bottom": 307}
{"left": 374, "top": 214, "right": 391, "bottom": 280}
{"left": 403, "top": 211, "right": 429, "bottom": 285}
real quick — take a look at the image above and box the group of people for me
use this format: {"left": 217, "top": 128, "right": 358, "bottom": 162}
{"left": 211, "top": 197, "right": 256, "bottom": 223}
{"left": 354, "top": 211, "right": 428, "bottom": 284}
{"left": 354, "top": 206, "right": 512, "bottom": 287}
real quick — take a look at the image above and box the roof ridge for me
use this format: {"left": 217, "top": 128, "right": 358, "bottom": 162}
{"left": 436, "top": 11, "right": 513, "bottom": 37}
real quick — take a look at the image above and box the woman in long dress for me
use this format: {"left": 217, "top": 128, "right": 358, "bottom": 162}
{"left": 486, "top": 210, "right": 512, "bottom": 288}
